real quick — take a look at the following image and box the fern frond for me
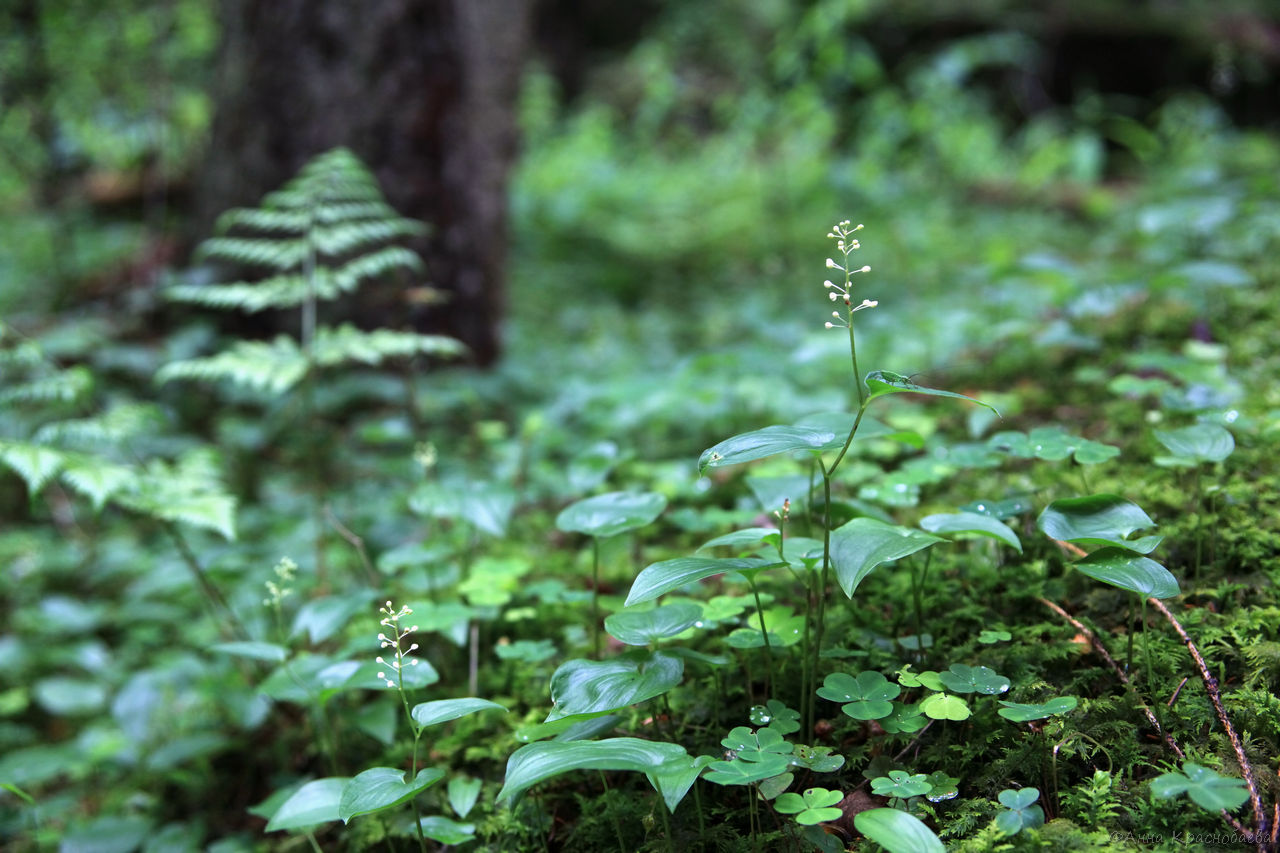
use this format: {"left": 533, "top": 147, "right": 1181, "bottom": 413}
{"left": 34, "top": 403, "right": 165, "bottom": 448}
{"left": 311, "top": 324, "right": 466, "bottom": 368}
{"left": 197, "top": 236, "right": 308, "bottom": 270}
{"left": 0, "top": 365, "right": 93, "bottom": 405}
{"left": 312, "top": 219, "right": 425, "bottom": 257}
{"left": 58, "top": 455, "right": 137, "bottom": 511}
{"left": 167, "top": 275, "right": 332, "bottom": 312}
{"left": 214, "top": 207, "right": 310, "bottom": 233}
{"left": 0, "top": 440, "right": 66, "bottom": 494}
{"left": 156, "top": 337, "right": 308, "bottom": 394}
{"left": 333, "top": 246, "right": 423, "bottom": 289}
{"left": 118, "top": 449, "right": 237, "bottom": 539}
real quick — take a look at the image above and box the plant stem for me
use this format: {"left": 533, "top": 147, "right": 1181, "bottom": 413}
{"left": 748, "top": 576, "right": 775, "bottom": 697}
{"left": 161, "top": 522, "right": 248, "bottom": 641}
{"left": 592, "top": 537, "right": 602, "bottom": 658}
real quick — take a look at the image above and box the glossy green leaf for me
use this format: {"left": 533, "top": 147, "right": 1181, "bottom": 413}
{"left": 720, "top": 726, "right": 793, "bottom": 761}
{"left": 555, "top": 491, "right": 667, "bottom": 538}
{"left": 1074, "top": 548, "right": 1180, "bottom": 598}
{"left": 547, "top": 650, "right": 683, "bottom": 721}
{"left": 496, "top": 737, "right": 690, "bottom": 804}
{"left": 829, "top": 518, "right": 942, "bottom": 597}
{"left": 625, "top": 557, "right": 783, "bottom": 606}
{"left": 864, "top": 370, "right": 998, "bottom": 414}
{"left": 338, "top": 766, "right": 445, "bottom": 822}
{"left": 411, "top": 698, "right": 506, "bottom": 729}
{"left": 774, "top": 787, "right": 843, "bottom": 825}
{"left": 816, "top": 671, "right": 900, "bottom": 720}
{"left": 210, "top": 641, "right": 288, "bottom": 663}
{"left": 696, "top": 527, "right": 778, "bottom": 554}
{"left": 920, "top": 511, "right": 1022, "bottom": 552}
{"left": 853, "top": 808, "right": 945, "bottom": 853}
{"left": 265, "top": 777, "right": 350, "bottom": 831}
{"left": 995, "top": 787, "right": 1045, "bottom": 835}
{"left": 988, "top": 426, "right": 1119, "bottom": 465}
{"left": 703, "top": 753, "right": 792, "bottom": 786}
{"left": 871, "top": 770, "right": 932, "bottom": 799}
{"left": 698, "top": 425, "right": 834, "bottom": 475}
{"left": 789, "top": 744, "right": 845, "bottom": 773}
{"left": 922, "top": 772, "right": 960, "bottom": 802}
{"left": 998, "top": 696, "right": 1079, "bottom": 722}
{"left": 447, "top": 776, "right": 482, "bottom": 819}
{"left": 605, "top": 603, "right": 702, "bottom": 645}
{"left": 879, "top": 702, "right": 928, "bottom": 734}
{"left": 1150, "top": 762, "right": 1249, "bottom": 812}
{"left": 936, "top": 664, "right": 1010, "bottom": 695}
{"left": 919, "top": 693, "right": 970, "bottom": 721}
{"left": 647, "top": 753, "right": 715, "bottom": 812}
{"left": 1037, "top": 494, "right": 1162, "bottom": 554}
{"left": 409, "top": 481, "right": 516, "bottom": 537}
{"left": 750, "top": 699, "right": 800, "bottom": 735}
{"left": 1154, "top": 423, "right": 1235, "bottom": 465}
{"left": 419, "top": 815, "right": 475, "bottom": 844}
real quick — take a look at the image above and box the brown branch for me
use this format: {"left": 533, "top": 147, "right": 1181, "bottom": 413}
{"left": 1147, "top": 597, "right": 1270, "bottom": 850}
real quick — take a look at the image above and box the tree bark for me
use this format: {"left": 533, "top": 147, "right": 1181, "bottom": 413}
{"left": 197, "top": 0, "right": 531, "bottom": 365}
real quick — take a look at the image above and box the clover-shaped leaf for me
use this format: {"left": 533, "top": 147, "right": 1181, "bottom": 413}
{"left": 896, "top": 666, "right": 944, "bottom": 691}
{"left": 922, "top": 771, "right": 959, "bottom": 802}
{"left": 758, "top": 772, "right": 794, "bottom": 801}
{"left": 936, "top": 664, "right": 1010, "bottom": 695}
{"left": 789, "top": 745, "right": 845, "bottom": 773}
{"left": 774, "top": 787, "right": 844, "bottom": 825}
{"left": 997, "top": 696, "right": 1078, "bottom": 722}
{"left": 870, "top": 771, "right": 932, "bottom": 800}
{"left": 816, "top": 671, "right": 900, "bottom": 721}
{"left": 988, "top": 427, "right": 1118, "bottom": 466}
{"left": 919, "top": 693, "right": 970, "bottom": 721}
{"left": 879, "top": 702, "right": 928, "bottom": 734}
{"left": 720, "top": 726, "right": 793, "bottom": 762}
{"left": 995, "top": 787, "right": 1044, "bottom": 836}
{"left": 978, "top": 629, "right": 1011, "bottom": 644}
{"left": 703, "top": 754, "right": 792, "bottom": 786}
{"left": 1151, "top": 762, "right": 1249, "bottom": 812}
{"left": 750, "top": 699, "right": 801, "bottom": 735}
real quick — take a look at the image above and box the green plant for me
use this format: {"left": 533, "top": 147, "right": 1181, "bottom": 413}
{"left": 993, "top": 787, "right": 1044, "bottom": 836}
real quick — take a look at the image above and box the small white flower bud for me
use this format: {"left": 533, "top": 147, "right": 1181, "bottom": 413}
{"left": 824, "top": 322, "right": 835, "bottom": 328}
{"left": 826, "top": 258, "right": 839, "bottom": 269}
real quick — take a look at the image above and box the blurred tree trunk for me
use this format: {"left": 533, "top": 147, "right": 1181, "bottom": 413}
{"left": 197, "top": 0, "right": 531, "bottom": 366}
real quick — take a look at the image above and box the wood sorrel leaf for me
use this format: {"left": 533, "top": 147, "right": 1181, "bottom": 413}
{"left": 555, "top": 491, "right": 666, "bottom": 538}
{"left": 265, "top": 777, "right": 350, "bottom": 831}
{"left": 547, "top": 650, "right": 683, "bottom": 722}
{"left": 817, "top": 671, "right": 900, "bottom": 720}
{"left": 863, "top": 370, "right": 998, "bottom": 414}
{"left": 698, "top": 425, "right": 835, "bottom": 475}
{"left": 995, "top": 787, "right": 1045, "bottom": 836}
{"left": 1073, "top": 548, "right": 1180, "bottom": 598}
{"left": 936, "top": 664, "right": 1011, "bottom": 695}
{"left": 605, "top": 603, "right": 702, "bottom": 645}
{"left": 774, "top": 787, "right": 844, "bottom": 824}
{"left": 854, "top": 808, "right": 945, "bottom": 853}
{"left": 625, "top": 556, "right": 784, "bottom": 606}
{"left": 1036, "top": 494, "right": 1163, "bottom": 554}
{"left": 920, "top": 511, "right": 1022, "bottom": 552}
{"left": 338, "top": 766, "right": 445, "bottom": 822}
{"left": 871, "top": 770, "right": 932, "bottom": 799}
{"left": 1151, "top": 762, "right": 1249, "bottom": 812}
{"left": 829, "top": 518, "right": 942, "bottom": 598}
{"left": 1154, "top": 423, "right": 1235, "bottom": 465}
{"left": 919, "top": 693, "right": 970, "bottom": 721}
{"left": 410, "top": 698, "right": 506, "bottom": 729}
{"left": 988, "top": 426, "right": 1119, "bottom": 465}
{"left": 998, "top": 696, "right": 1078, "bottom": 722}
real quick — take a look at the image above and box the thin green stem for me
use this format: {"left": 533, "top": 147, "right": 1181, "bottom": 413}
{"left": 600, "top": 771, "right": 627, "bottom": 851}
{"left": 748, "top": 576, "right": 775, "bottom": 697}
{"left": 161, "top": 522, "right": 248, "bottom": 641}
{"left": 592, "top": 538, "right": 602, "bottom": 658}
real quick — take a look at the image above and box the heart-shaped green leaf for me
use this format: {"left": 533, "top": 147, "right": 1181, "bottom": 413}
{"left": 871, "top": 770, "right": 932, "bottom": 799}
{"left": 410, "top": 698, "right": 506, "bottom": 729}
{"left": 789, "top": 744, "right": 845, "bottom": 773}
{"left": 919, "top": 693, "right": 970, "bottom": 721}
{"left": 720, "top": 726, "right": 793, "bottom": 760}
{"left": 750, "top": 699, "right": 801, "bottom": 735}
{"left": 547, "top": 650, "right": 683, "bottom": 722}
{"left": 1073, "top": 548, "right": 1181, "bottom": 598}
{"left": 936, "top": 664, "right": 1010, "bottom": 695}
{"left": 922, "top": 772, "right": 960, "bottom": 802}
{"left": 774, "top": 787, "right": 844, "bottom": 825}
{"left": 995, "top": 787, "right": 1045, "bottom": 835}
{"left": 1037, "top": 494, "right": 1162, "bottom": 554}
{"left": 605, "top": 603, "right": 702, "bottom": 646}
{"left": 879, "top": 702, "right": 928, "bottom": 734}
{"left": 997, "top": 696, "right": 1079, "bottom": 722}
{"left": 556, "top": 491, "right": 666, "bottom": 538}
{"left": 703, "top": 754, "right": 792, "bottom": 785}
{"left": 854, "top": 808, "right": 945, "bottom": 853}
{"left": 338, "top": 767, "right": 445, "bottom": 822}
{"left": 920, "top": 512, "right": 1022, "bottom": 552}
{"left": 696, "top": 527, "right": 779, "bottom": 553}
{"left": 864, "top": 370, "right": 998, "bottom": 414}
{"left": 447, "top": 775, "right": 482, "bottom": 818}
{"left": 419, "top": 815, "right": 475, "bottom": 844}
{"left": 625, "top": 557, "right": 783, "bottom": 606}
{"left": 1150, "top": 762, "right": 1249, "bottom": 812}
{"left": 988, "top": 427, "right": 1119, "bottom": 465}
{"left": 1154, "top": 423, "right": 1234, "bottom": 465}
{"left": 647, "top": 753, "right": 715, "bottom": 813}
{"left": 829, "top": 518, "right": 942, "bottom": 597}
{"left": 265, "top": 777, "right": 350, "bottom": 831}
{"left": 817, "top": 671, "right": 900, "bottom": 720}
{"left": 698, "top": 425, "right": 835, "bottom": 475}
{"left": 496, "top": 737, "right": 693, "bottom": 806}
